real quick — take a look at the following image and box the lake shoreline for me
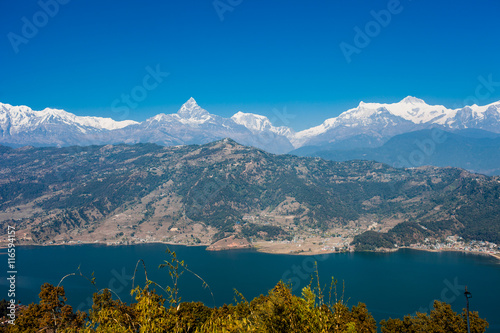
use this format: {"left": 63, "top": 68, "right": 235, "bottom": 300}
{"left": 398, "top": 246, "right": 500, "bottom": 261}
{"left": 2, "top": 240, "right": 499, "bottom": 261}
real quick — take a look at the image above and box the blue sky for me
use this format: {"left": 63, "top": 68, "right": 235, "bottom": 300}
{"left": 1, "top": 0, "right": 499, "bottom": 131}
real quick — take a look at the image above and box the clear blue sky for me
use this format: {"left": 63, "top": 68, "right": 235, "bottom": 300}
{"left": 1, "top": 0, "right": 499, "bottom": 130}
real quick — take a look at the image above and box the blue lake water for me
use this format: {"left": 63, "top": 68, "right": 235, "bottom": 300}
{"left": 1, "top": 245, "right": 499, "bottom": 331}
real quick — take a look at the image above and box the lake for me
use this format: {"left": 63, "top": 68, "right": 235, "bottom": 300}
{"left": 1, "top": 244, "right": 499, "bottom": 331}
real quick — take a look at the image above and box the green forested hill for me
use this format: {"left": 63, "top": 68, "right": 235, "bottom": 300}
{"left": 0, "top": 139, "right": 499, "bottom": 249}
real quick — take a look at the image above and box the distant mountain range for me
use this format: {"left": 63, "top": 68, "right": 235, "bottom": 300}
{"left": 291, "top": 96, "right": 500, "bottom": 148}
{"left": 0, "top": 98, "right": 294, "bottom": 153}
{"left": 0, "top": 102, "right": 138, "bottom": 147}
{"left": 2, "top": 97, "right": 500, "bottom": 155}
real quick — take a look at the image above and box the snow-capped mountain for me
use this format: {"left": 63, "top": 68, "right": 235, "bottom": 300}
{"left": 177, "top": 97, "right": 212, "bottom": 120}
{"left": 293, "top": 96, "right": 500, "bottom": 148}
{"left": 0, "top": 102, "right": 137, "bottom": 147}
{"left": 231, "top": 111, "right": 296, "bottom": 139}
{"left": 104, "top": 98, "right": 295, "bottom": 153}
{"left": 1, "top": 96, "right": 499, "bottom": 153}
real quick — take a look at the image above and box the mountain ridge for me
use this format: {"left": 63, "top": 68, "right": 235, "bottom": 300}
{"left": 1, "top": 139, "right": 499, "bottom": 251}
{"left": 1, "top": 97, "right": 500, "bottom": 153}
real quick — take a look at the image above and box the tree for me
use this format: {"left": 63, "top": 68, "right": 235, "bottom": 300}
{"left": 10, "top": 283, "right": 85, "bottom": 333}
{"left": 380, "top": 300, "right": 488, "bottom": 333}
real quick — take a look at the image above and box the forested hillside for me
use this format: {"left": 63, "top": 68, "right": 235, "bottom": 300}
{"left": 1, "top": 139, "right": 499, "bottom": 250}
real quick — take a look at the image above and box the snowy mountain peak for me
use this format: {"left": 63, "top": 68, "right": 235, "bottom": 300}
{"left": 231, "top": 111, "right": 295, "bottom": 138}
{"left": 0, "top": 103, "right": 137, "bottom": 134}
{"left": 177, "top": 97, "right": 210, "bottom": 119}
{"left": 184, "top": 97, "right": 198, "bottom": 108}
{"left": 2, "top": 97, "right": 500, "bottom": 154}
{"left": 231, "top": 111, "right": 272, "bottom": 132}
{"left": 400, "top": 96, "right": 426, "bottom": 104}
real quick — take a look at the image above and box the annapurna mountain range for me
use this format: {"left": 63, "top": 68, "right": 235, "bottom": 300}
{"left": 1, "top": 96, "right": 500, "bottom": 154}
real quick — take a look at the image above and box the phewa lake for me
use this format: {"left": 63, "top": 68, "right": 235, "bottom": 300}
{"left": 2, "top": 244, "right": 499, "bottom": 332}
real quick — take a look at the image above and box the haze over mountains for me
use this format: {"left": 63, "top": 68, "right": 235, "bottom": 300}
{"left": 293, "top": 129, "right": 500, "bottom": 176}
{"left": 2, "top": 97, "right": 500, "bottom": 154}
